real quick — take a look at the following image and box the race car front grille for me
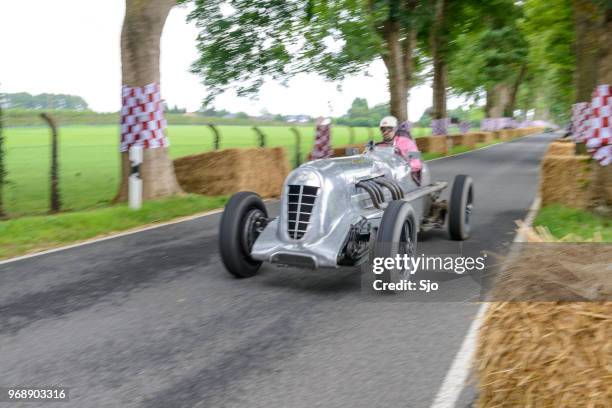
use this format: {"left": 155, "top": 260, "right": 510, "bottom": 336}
{"left": 287, "top": 185, "right": 319, "bottom": 240}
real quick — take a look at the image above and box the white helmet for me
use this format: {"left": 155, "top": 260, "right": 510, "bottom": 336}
{"left": 379, "top": 116, "right": 398, "bottom": 128}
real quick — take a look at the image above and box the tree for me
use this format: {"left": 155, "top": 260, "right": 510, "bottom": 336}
{"left": 115, "top": 0, "right": 182, "bottom": 202}
{"left": 186, "top": 0, "right": 427, "bottom": 121}
{"left": 520, "top": 0, "right": 574, "bottom": 122}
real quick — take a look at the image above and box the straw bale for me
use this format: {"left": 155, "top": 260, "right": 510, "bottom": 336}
{"left": 540, "top": 155, "right": 593, "bottom": 208}
{"left": 474, "top": 132, "right": 495, "bottom": 144}
{"left": 331, "top": 144, "right": 365, "bottom": 158}
{"left": 546, "top": 141, "right": 576, "bottom": 156}
{"left": 415, "top": 136, "right": 449, "bottom": 154}
{"left": 449, "top": 133, "right": 478, "bottom": 149}
{"left": 173, "top": 147, "right": 290, "bottom": 198}
{"left": 476, "top": 300, "right": 612, "bottom": 408}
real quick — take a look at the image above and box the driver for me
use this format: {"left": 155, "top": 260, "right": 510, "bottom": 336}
{"left": 377, "top": 116, "right": 423, "bottom": 173}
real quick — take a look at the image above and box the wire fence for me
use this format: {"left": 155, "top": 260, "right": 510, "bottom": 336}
{"left": 4, "top": 122, "right": 486, "bottom": 217}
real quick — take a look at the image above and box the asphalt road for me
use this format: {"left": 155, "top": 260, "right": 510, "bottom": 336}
{"left": 0, "top": 132, "right": 556, "bottom": 408}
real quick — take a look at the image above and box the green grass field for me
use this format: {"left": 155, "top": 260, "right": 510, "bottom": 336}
{"left": 3, "top": 124, "right": 434, "bottom": 216}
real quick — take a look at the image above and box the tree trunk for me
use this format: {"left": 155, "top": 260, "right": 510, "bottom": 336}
{"left": 382, "top": 20, "right": 408, "bottom": 122}
{"left": 431, "top": 0, "right": 447, "bottom": 120}
{"left": 573, "top": 0, "right": 600, "bottom": 102}
{"left": 597, "top": 7, "right": 612, "bottom": 84}
{"left": 489, "top": 84, "right": 511, "bottom": 118}
{"left": 506, "top": 63, "right": 527, "bottom": 117}
{"left": 115, "top": 0, "right": 182, "bottom": 202}
{"left": 485, "top": 88, "right": 494, "bottom": 118}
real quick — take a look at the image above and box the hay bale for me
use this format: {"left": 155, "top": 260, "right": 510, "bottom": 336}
{"left": 476, "top": 222, "right": 612, "bottom": 408}
{"left": 546, "top": 141, "right": 576, "bottom": 156}
{"left": 173, "top": 147, "right": 290, "bottom": 198}
{"left": 540, "top": 155, "right": 593, "bottom": 208}
{"left": 416, "top": 135, "right": 449, "bottom": 154}
{"left": 473, "top": 132, "right": 495, "bottom": 143}
{"left": 477, "top": 301, "right": 612, "bottom": 408}
{"left": 331, "top": 144, "right": 364, "bottom": 158}
{"left": 448, "top": 133, "right": 478, "bottom": 149}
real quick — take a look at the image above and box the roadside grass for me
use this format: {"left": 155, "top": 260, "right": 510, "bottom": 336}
{"left": 0, "top": 195, "right": 227, "bottom": 260}
{"left": 534, "top": 204, "right": 612, "bottom": 242}
{"left": 3, "top": 124, "right": 434, "bottom": 217}
{"left": 0, "top": 133, "right": 513, "bottom": 260}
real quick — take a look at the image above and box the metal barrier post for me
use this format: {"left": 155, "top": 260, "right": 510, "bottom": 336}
{"left": 207, "top": 123, "right": 220, "bottom": 150}
{"left": 40, "top": 113, "right": 61, "bottom": 213}
{"left": 253, "top": 126, "right": 266, "bottom": 147}
{"left": 291, "top": 127, "right": 302, "bottom": 167}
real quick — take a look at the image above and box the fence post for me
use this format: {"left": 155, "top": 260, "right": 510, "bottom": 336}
{"left": 0, "top": 100, "right": 6, "bottom": 219}
{"left": 349, "top": 126, "right": 355, "bottom": 145}
{"left": 290, "top": 127, "right": 302, "bottom": 167}
{"left": 253, "top": 126, "right": 266, "bottom": 147}
{"left": 207, "top": 123, "right": 220, "bottom": 150}
{"left": 40, "top": 113, "right": 61, "bottom": 213}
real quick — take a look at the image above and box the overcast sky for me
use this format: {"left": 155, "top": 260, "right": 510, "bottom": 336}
{"left": 0, "top": 0, "right": 469, "bottom": 119}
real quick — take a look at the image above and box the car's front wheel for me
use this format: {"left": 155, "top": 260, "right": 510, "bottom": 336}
{"left": 373, "top": 200, "right": 418, "bottom": 285}
{"left": 218, "top": 192, "right": 267, "bottom": 278}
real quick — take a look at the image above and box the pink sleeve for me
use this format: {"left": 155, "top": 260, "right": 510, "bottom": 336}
{"left": 394, "top": 137, "right": 422, "bottom": 171}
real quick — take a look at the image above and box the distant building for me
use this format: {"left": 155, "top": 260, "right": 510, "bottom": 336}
{"left": 286, "top": 115, "right": 312, "bottom": 123}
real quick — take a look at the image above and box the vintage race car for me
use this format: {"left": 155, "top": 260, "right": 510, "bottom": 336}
{"left": 218, "top": 144, "right": 474, "bottom": 281}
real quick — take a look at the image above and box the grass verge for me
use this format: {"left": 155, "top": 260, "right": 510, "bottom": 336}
{"left": 0, "top": 195, "right": 227, "bottom": 260}
{"left": 0, "top": 135, "right": 515, "bottom": 260}
{"left": 534, "top": 204, "right": 612, "bottom": 241}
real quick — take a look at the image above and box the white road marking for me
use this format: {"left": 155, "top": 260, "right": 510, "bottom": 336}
{"left": 0, "top": 208, "right": 224, "bottom": 265}
{"left": 429, "top": 195, "right": 541, "bottom": 408}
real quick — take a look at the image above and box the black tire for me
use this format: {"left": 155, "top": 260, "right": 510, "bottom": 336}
{"left": 373, "top": 200, "right": 417, "bottom": 285}
{"left": 448, "top": 175, "right": 474, "bottom": 241}
{"left": 219, "top": 192, "right": 267, "bottom": 278}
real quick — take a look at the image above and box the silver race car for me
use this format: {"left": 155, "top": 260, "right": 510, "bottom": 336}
{"left": 218, "top": 144, "right": 474, "bottom": 280}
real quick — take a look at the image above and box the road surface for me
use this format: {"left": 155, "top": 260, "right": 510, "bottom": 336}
{"left": 0, "top": 132, "right": 556, "bottom": 407}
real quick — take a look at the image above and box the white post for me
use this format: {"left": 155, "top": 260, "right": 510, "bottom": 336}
{"left": 128, "top": 145, "right": 143, "bottom": 210}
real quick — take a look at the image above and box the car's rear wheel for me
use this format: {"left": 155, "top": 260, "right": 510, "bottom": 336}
{"left": 448, "top": 175, "right": 474, "bottom": 241}
{"left": 219, "top": 192, "right": 267, "bottom": 278}
{"left": 373, "top": 200, "right": 417, "bottom": 286}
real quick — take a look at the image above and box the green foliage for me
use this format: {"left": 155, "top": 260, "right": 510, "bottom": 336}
{"left": 449, "top": 23, "right": 528, "bottom": 96}
{"left": 187, "top": 0, "right": 304, "bottom": 105}
{"left": 336, "top": 98, "right": 389, "bottom": 127}
{"left": 519, "top": 0, "right": 574, "bottom": 123}
{"left": 1, "top": 92, "right": 89, "bottom": 110}
{"left": 185, "top": 0, "right": 429, "bottom": 104}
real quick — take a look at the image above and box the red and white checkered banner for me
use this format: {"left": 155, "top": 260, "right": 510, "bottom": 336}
{"left": 431, "top": 118, "right": 450, "bottom": 135}
{"left": 585, "top": 84, "right": 611, "bottom": 166}
{"left": 571, "top": 102, "right": 591, "bottom": 143}
{"left": 310, "top": 118, "right": 332, "bottom": 160}
{"left": 120, "top": 82, "right": 168, "bottom": 152}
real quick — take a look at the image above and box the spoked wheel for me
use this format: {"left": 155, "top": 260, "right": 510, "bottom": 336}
{"left": 219, "top": 192, "right": 268, "bottom": 278}
{"left": 373, "top": 200, "right": 418, "bottom": 286}
{"left": 448, "top": 175, "right": 474, "bottom": 241}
